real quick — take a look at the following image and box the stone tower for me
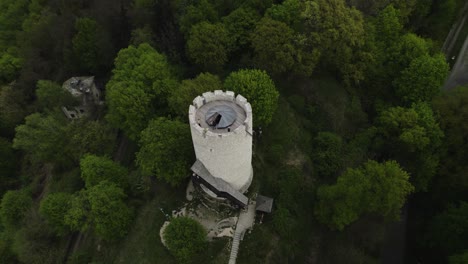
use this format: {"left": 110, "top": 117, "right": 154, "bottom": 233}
{"left": 188, "top": 90, "right": 253, "bottom": 196}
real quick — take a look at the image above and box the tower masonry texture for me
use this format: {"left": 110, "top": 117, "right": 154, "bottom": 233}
{"left": 189, "top": 90, "right": 253, "bottom": 193}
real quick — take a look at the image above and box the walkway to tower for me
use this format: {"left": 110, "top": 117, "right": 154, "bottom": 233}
{"left": 228, "top": 200, "right": 256, "bottom": 264}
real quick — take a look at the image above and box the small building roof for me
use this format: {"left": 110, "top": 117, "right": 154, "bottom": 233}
{"left": 255, "top": 195, "right": 274, "bottom": 213}
{"left": 191, "top": 159, "right": 248, "bottom": 207}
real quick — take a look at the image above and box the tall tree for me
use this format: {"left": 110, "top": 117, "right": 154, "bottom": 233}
{"left": 0, "top": 190, "right": 32, "bottom": 229}
{"left": 35, "top": 80, "right": 78, "bottom": 111}
{"left": 72, "top": 18, "right": 100, "bottom": 73}
{"left": 311, "top": 132, "right": 343, "bottom": 179}
{"left": 0, "top": 138, "right": 18, "bottom": 196}
{"left": 301, "top": 0, "right": 366, "bottom": 83}
{"left": 137, "top": 118, "right": 193, "bottom": 186}
{"left": 250, "top": 17, "right": 295, "bottom": 75}
{"left": 315, "top": 160, "right": 414, "bottom": 230}
{"left": 105, "top": 43, "right": 176, "bottom": 140}
{"left": 394, "top": 53, "right": 449, "bottom": 103}
{"left": 432, "top": 86, "right": 468, "bottom": 197}
{"left": 222, "top": 7, "right": 260, "bottom": 50}
{"left": 427, "top": 202, "right": 468, "bottom": 256}
{"left": 39, "top": 192, "right": 72, "bottom": 235}
{"left": 168, "top": 73, "right": 223, "bottom": 117}
{"left": 224, "top": 69, "right": 279, "bottom": 127}
{"left": 80, "top": 155, "right": 128, "bottom": 189}
{"left": 376, "top": 102, "right": 444, "bottom": 191}
{"left": 163, "top": 217, "right": 206, "bottom": 263}
{"left": 13, "top": 113, "right": 67, "bottom": 164}
{"left": 186, "top": 22, "right": 232, "bottom": 71}
{"left": 86, "top": 181, "right": 132, "bottom": 240}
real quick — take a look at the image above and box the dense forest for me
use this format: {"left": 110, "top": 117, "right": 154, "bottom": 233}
{"left": 0, "top": 0, "right": 467, "bottom": 263}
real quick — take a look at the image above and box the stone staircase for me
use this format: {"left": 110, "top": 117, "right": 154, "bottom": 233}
{"left": 228, "top": 230, "right": 243, "bottom": 264}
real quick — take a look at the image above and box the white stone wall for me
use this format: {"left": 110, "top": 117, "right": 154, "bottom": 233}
{"left": 189, "top": 91, "right": 253, "bottom": 192}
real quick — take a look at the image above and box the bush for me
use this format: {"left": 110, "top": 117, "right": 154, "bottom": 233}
{"left": 163, "top": 217, "right": 206, "bottom": 263}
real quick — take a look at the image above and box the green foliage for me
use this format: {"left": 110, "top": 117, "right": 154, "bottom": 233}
{"left": 311, "top": 132, "right": 343, "bottom": 178}
{"left": 0, "top": 190, "right": 32, "bottom": 229}
{"left": 302, "top": 0, "right": 366, "bottom": 83}
{"left": 130, "top": 26, "right": 155, "bottom": 47}
{"left": 265, "top": 0, "right": 301, "bottom": 28}
{"left": 394, "top": 53, "right": 449, "bottom": 103}
{"left": 72, "top": 17, "right": 100, "bottom": 73}
{"left": 87, "top": 181, "right": 133, "bottom": 240}
{"left": 0, "top": 138, "right": 18, "bottom": 195}
{"left": 224, "top": 69, "right": 279, "bottom": 127}
{"left": 64, "top": 120, "right": 117, "bottom": 163}
{"left": 0, "top": 48, "right": 22, "bottom": 83}
{"left": 179, "top": 0, "right": 218, "bottom": 35}
{"left": 35, "top": 80, "right": 78, "bottom": 111}
{"left": 428, "top": 202, "right": 468, "bottom": 255}
{"left": 106, "top": 43, "right": 175, "bottom": 140}
{"left": 0, "top": 0, "right": 29, "bottom": 49}
{"left": 13, "top": 113, "right": 67, "bottom": 163}
{"left": 137, "top": 118, "right": 193, "bottom": 186}
{"left": 315, "top": 160, "right": 414, "bottom": 230}
{"left": 163, "top": 217, "right": 206, "bottom": 263}
{"left": 432, "top": 86, "right": 468, "bottom": 192}
{"left": 376, "top": 102, "right": 443, "bottom": 191}
{"left": 64, "top": 190, "right": 89, "bottom": 232}
{"left": 186, "top": 22, "right": 232, "bottom": 71}
{"left": 39, "top": 192, "right": 72, "bottom": 235}
{"left": 251, "top": 13, "right": 320, "bottom": 77}
{"left": 80, "top": 155, "right": 128, "bottom": 189}
{"left": 168, "top": 72, "right": 222, "bottom": 117}
{"left": 251, "top": 17, "right": 295, "bottom": 75}
{"left": 373, "top": 5, "right": 402, "bottom": 45}
{"left": 222, "top": 7, "right": 260, "bottom": 48}
{"left": 0, "top": 85, "right": 27, "bottom": 136}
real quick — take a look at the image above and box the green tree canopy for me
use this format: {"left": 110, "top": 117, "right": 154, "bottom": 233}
{"left": 186, "top": 22, "right": 232, "bottom": 71}
{"left": 137, "top": 118, "right": 193, "bottom": 186}
{"left": 301, "top": 0, "right": 366, "bottom": 82}
{"left": 64, "top": 190, "right": 89, "bottom": 233}
{"left": 72, "top": 17, "right": 100, "bottom": 73}
{"left": 163, "top": 217, "right": 206, "bottom": 263}
{"left": 178, "top": 0, "right": 218, "bottom": 35}
{"left": 168, "top": 72, "right": 222, "bottom": 117}
{"left": 87, "top": 181, "right": 132, "bottom": 240}
{"left": 432, "top": 86, "right": 468, "bottom": 193}
{"left": 376, "top": 102, "right": 444, "bottom": 191}
{"left": 0, "top": 48, "right": 22, "bottom": 83}
{"left": 0, "top": 85, "right": 27, "bottom": 136}
{"left": 0, "top": 190, "right": 32, "bottom": 229}
{"left": 105, "top": 43, "right": 175, "bottom": 140}
{"left": 311, "top": 132, "right": 343, "bottom": 179}
{"left": 250, "top": 17, "right": 295, "bottom": 75}
{"left": 35, "top": 80, "right": 78, "bottom": 111}
{"left": 394, "top": 53, "right": 449, "bottom": 103}
{"left": 80, "top": 155, "right": 128, "bottom": 189}
{"left": 222, "top": 7, "right": 260, "bottom": 49}
{"left": 224, "top": 69, "right": 279, "bottom": 127}
{"left": 39, "top": 192, "right": 72, "bottom": 235}
{"left": 315, "top": 160, "right": 413, "bottom": 230}
{"left": 428, "top": 202, "right": 468, "bottom": 255}
{"left": 0, "top": 137, "right": 18, "bottom": 195}
{"left": 13, "top": 113, "right": 67, "bottom": 163}
{"left": 265, "top": 0, "right": 301, "bottom": 29}
{"left": 64, "top": 120, "right": 117, "bottom": 163}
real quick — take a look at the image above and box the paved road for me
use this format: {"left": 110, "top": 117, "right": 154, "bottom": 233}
{"left": 444, "top": 34, "right": 468, "bottom": 90}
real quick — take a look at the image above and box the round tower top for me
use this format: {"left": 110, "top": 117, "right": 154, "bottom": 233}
{"left": 188, "top": 90, "right": 252, "bottom": 135}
